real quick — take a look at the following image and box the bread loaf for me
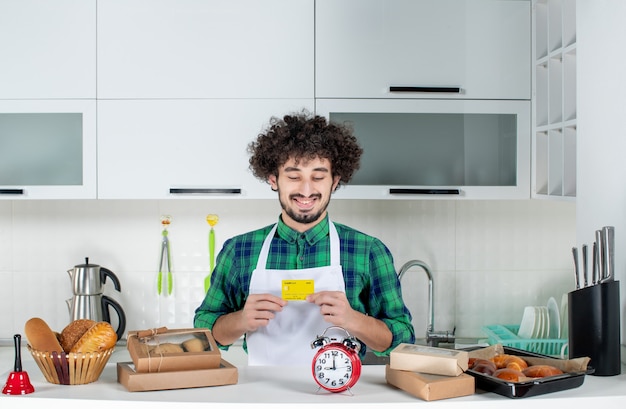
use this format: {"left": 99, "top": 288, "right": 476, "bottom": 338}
{"left": 24, "top": 317, "right": 64, "bottom": 353}
{"left": 59, "top": 319, "right": 96, "bottom": 353}
{"left": 70, "top": 321, "right": 117, "bottom": 353}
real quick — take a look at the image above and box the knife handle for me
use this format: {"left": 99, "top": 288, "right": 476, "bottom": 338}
{"left": 572, "top": 247, "right": 580, "bottom": 289}
{"left": 595, "top": 230, "right": 604, "bottom": 280}
{"left": 592, "top": 241, "right": 599, "bottom": 285}
{"left": 582, "top": 244, "right": 588, "bottom": 287}
{"left": 602, "top": 226, "right": 615, "bottom": 281}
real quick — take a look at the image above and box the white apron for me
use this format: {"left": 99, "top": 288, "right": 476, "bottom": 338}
{"left": 246, "top": 221, "right": 345, "bottom": 366}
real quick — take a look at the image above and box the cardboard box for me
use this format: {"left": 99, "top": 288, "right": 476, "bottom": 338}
{"left": 390, "top": 343, "right": 469, "bottom": 376}
{"left": 117, "top": 359, "right": 238, "bottom": 392}
{"left": 127, "top": 327, "right": 221, "bottom": 373}
{"left": 386, "top": 365, "right": 475, "bottom": 401}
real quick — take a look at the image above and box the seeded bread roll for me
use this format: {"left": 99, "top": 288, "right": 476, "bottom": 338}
{"left": 59, "top": 319, "right": 96, "bottom": 353}
{"left": 24, "top": 317, "right": 64, "bottom": 353}
{"left": 70, "top": 321, "right": 117, "bottom": 353}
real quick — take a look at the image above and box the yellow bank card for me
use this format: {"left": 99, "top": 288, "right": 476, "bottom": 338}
{"left": 281, "top": 279, "right": 314, "bottom": 301}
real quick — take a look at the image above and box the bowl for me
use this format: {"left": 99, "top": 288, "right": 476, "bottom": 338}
{"left": 27, "top": 345, "right": 114, "bottom": 385}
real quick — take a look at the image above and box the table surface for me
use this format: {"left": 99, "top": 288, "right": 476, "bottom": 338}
{"left": 1, "top": 345, "right": 625, "bottom": 408}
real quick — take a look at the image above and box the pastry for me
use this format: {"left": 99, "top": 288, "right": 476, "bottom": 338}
{"left": 523, "top": 365, "right": 563, "bottom": 378}
{"left": 149, "top": 343, "right": 184, "bottom": 354}
{"left": 493, "top": 367, "right": 524, "bottom": 382}
{"left": 70, "top": 321, "right": 117, "bottom": 353}
{"left": 182, "top": 337, "right": 209, "bottom": 352}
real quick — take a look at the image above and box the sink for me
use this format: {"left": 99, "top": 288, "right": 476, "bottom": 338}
{"left": 361, "top": 338, "right": 489, "bottom": 365}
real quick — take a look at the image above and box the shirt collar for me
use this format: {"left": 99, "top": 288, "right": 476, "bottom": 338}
{"left": 276, "top": 214, "right": 330, "bottom": 246}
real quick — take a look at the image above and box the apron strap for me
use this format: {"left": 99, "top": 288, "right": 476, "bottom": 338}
{"left": 256, "top": 220, "right": 341, "bottom": 270}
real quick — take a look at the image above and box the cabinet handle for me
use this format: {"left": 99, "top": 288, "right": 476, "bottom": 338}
{"left": 389, "top": 188, "right": 460, "bottom": 195}
{"left": 389, "top": 86, "right": 461, "bottom": 93}
{"left": 0, "top": 189, "right": 24, "bottom": 195}
{"left": 169, "top": 188, "right": 242, "bottom": 195}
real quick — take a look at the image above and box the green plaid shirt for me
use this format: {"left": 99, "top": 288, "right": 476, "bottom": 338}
{"left": 194, "top": 214, "right": 415, "bottom": 356}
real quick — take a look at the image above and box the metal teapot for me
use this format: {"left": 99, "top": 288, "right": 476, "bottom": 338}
{"left": 65, "top": 258, "right": 126, "bottom": 340}
{"left": 67, "top": 257, "right": 121, "bottom": 295}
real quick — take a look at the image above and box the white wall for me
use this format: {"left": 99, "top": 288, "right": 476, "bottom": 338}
{"left": 577, "top": 1, "right": 626, "bottom": 352}
{"left": 0, "top": 198, "right": 576, "bottom": 343}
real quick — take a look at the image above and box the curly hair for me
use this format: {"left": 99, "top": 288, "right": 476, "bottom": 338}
{"left": 248, "top": 111, "right": 363, "bottom": 189}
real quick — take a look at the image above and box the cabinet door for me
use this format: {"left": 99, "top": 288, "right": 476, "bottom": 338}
{"left": 0, "top": 0, "right": 96, "bottom": 99}
{"left": 316, "top": 98, "right": 530, "bottom": 200}
{"left": 0, "top": 100, "right": 97, "bottom": 199}
{"left": 97, "top": 0, "right": 314, "bottom": 99}
{"left": 316, "top": 0, "right": 530, "bottom": 100}
{"left": 97, "top": 99, "right": 314, "bottom": 199}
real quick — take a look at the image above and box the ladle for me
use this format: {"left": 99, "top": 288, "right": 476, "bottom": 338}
{"left": 2, "top": 334, "right": 35, "bottom": 395}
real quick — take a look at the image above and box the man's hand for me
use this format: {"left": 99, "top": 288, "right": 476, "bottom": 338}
{"left": 241, "top": 293, "right": 288, "bottom": 332}
{"left": 212, "top": 293, "right": 287, "bottom": 346}
{"left": 306, "top": 291, "right": 355, "bottom": 327}
{"left": 306, "top": 290, "right": 393, "bottom": 353}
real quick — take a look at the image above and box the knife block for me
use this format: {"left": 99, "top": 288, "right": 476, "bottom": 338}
{"left": 568, "top": 280, "right": 621, "bottom": 376}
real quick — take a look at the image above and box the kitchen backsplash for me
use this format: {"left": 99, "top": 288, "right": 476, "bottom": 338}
{"left": 0, "top": 198, "right": 576, "bottom": 342}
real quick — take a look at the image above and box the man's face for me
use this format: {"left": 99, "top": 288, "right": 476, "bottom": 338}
{"left": 268, "top": 156, "right": 340, "bottom": 231}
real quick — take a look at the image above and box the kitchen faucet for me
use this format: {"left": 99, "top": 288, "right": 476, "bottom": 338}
{"left": 398, "top": 260, "right": 455, "bottom": 347}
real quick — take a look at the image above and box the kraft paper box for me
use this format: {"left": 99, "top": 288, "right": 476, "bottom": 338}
{"left": 127, "top": 327, "right": 221, "bottom": 373}
{"left": 390, "top": 343, "right": 469, "bottom": 376}
{"left": 117, "top": 359, "right": 238, "bottom": 392}
{"left": 386, "top": 365, "right": 475, "bottom": 401}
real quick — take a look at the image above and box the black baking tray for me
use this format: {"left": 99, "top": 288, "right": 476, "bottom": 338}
{"left": 464, "top": 346, "right": 594, "bottom": 399}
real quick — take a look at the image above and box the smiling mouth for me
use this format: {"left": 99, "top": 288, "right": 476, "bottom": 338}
{"left": 292, "top": 195, "right": 319, "bottom": 210}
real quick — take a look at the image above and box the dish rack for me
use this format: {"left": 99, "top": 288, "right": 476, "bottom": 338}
{"left": 482, "top": 325, "right": 568, "bottom": 357}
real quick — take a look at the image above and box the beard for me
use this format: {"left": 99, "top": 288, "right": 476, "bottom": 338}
{"left": 279, "top": 193, "right": 328, "bottom": 225}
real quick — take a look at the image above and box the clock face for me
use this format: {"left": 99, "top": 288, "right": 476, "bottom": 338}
{"left": 312, "top": 344, "right": 361, "bottom": 392}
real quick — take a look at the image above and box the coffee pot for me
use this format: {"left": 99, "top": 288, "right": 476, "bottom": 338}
{"left": 66, "top": 257, "right": 126, "bottom": 340}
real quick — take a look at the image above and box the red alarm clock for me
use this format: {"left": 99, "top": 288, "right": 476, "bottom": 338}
{"left": 310, "top": 326, "right": 362, "bottom": 393}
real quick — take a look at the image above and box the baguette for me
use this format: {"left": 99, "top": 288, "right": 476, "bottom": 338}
{"left": 24, "top": 317, "right": 64, "bottom": 353}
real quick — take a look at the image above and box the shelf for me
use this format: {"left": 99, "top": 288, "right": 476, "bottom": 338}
{"left": 532, "top": 0, "right": 576, "bottom": 200}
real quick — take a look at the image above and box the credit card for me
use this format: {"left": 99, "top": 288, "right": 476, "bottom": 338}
{"left": 281, "top": 279, "right": 314, "bottom": 301}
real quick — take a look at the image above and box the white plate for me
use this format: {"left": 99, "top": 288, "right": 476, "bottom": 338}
{"left": 560, "top": 293, "right": 568, "bottom": 339}
{"left": 518, "top": 306, "right": 536, "bottom": 339}
{"left": 547, "top": 297, "right": 561, "bottom": 339}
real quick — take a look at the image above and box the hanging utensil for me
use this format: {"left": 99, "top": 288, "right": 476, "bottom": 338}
{"left": 2, "top": 334, "right": 34, "bottom": 395}
{"left": 157, "top": 215, "right": 173, "bottom": 296}
{"left": 204, "top": 214, "right": 219, "bottom": 293}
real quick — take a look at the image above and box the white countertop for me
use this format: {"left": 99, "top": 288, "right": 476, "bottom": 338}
{"left": 1, "top": 344, "right": 625, "bottom": 408}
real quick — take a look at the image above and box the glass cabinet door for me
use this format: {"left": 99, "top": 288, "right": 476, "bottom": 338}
{"left": 316, "top": 99, "right": 530, "bottom": 199}
{"left": 0, "top": 100, "right": 96, "bottom": 199}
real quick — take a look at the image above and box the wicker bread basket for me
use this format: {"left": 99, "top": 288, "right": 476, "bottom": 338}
{"left": 27, "top": 345, "right": 114, "bottom": 385}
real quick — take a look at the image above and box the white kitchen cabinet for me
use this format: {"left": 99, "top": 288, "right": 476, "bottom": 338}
{"left": 317, "top": 99, "right": 530, "bottom": 200}
{"left": 97, "top": 0, "right": 314, "bottom": 99}
{"left": 97, "top": 99, "right": 314, "bottom": 199}
{"left": 0, "top": 100, "right": 97, "bottom": 199}
{"left": 532, "top": 0, "right": 576, "bottom": 200}
{"left": 315, "top": 0, "right": 531, "bottom": 100}
{"left": 0, "top": 0, "right": 96, "bottom": 99}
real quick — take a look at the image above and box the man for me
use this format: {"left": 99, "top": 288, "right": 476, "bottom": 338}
{"left": 194, "top": 111, "right": 415, "bottom": 366}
